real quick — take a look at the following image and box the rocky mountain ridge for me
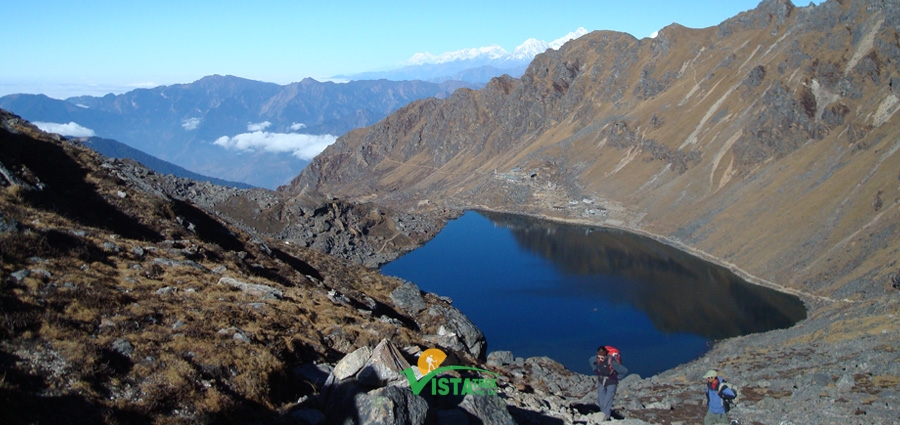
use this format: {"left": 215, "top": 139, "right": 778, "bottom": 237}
{"left": 289, "top": 0, "right": 900, "bottom": 422}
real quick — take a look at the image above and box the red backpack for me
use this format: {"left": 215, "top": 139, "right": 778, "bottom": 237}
{"left": 605, "top": 346, "right": 623, "bottom": 365}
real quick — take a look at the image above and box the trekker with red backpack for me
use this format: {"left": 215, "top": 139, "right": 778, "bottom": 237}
{"left": 589, "top": 346, "right": 629, "bottom": 420}
{"left": 703, "top": 369, "right": 738, "bottom": 425}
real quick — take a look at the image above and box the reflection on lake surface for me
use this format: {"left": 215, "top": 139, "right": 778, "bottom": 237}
{"left": 381, "top": 211, "right": 806, "bottom": 377}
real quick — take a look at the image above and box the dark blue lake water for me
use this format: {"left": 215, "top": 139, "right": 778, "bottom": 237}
{"left": 381, "top": 211, "right": 806, "bottom": 377}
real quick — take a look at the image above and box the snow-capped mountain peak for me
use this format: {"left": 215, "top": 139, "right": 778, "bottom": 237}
{"left": 404, "top": 27, "right": 589, "bottom": 66}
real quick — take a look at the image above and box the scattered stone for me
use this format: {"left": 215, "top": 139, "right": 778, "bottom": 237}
{"left": 155, "top": 286, "right": 178, "bottom": 295}
{"left": 487, "top": 350, "right": 514, "bottom": 367}
{"left": 326, "top": 289, "right": 351, "bottom": 305}
{"left": 111, "top": 338, "right": 134, "bottom": 358}
{"left": 9, "top": 269, "right": 30, "bottom": 283}
{"left": 836, "top": 373, "right": 855, "bottom": 391}
{"left": 390, "top": 282, "right": 427, "bottom": 314}
{"left": 218, "top": 276, "right": 283, "bottom": 300}
{"left": 0, "top": 213, "right": 18, "bottom": 233}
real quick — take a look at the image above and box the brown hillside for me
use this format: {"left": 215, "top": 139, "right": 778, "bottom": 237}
{"left": 0, "top": 110, "right": 487, "bottom": 424}
{"left": 293, "top": 0, "right": 900, "bottom": 304}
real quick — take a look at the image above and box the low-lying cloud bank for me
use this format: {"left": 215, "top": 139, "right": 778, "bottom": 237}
{"left": 213, "top": 131, "right": 337, "bottom": 160}
{"left": 34, "top": 121, "right": 96, "bottom": 137}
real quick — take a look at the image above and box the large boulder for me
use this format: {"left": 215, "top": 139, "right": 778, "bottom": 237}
{"left": 332, "top": 346, "right": 372, "bottom": 380}
{"left": 426, "top": 304, "right": 486, "bottom": 360}
{"left": 357, "top": 339, "right": 413, "bottom": 388}
{"left": 353, "top": 386, "right": 428, "bottom": 425}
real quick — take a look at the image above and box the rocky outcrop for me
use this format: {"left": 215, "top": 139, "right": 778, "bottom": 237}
{"left": 86, "top": 151, "right": 450, "bottom": 268}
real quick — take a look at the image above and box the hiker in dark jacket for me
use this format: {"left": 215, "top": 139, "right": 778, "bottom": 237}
{"left": 588, "top": 346, "right": 628, "bottom": 420}
{"left": 703, "top": 369, "right": 737, "bottom": 425}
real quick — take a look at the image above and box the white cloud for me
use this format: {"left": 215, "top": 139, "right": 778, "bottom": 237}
{"left": 290, "top": 122, "right": 306, "bottom": 131}
{"left": 214, "top": 131, "right": 337, "bottom": 160}
{"left": 33, "top": 121, "right": 95, "bottom": 137}
{"left": 182, "top": 117, "right": 201, "bottom": 130}
{"left": 247, "top": 121, "right": 272, "bottom": 132}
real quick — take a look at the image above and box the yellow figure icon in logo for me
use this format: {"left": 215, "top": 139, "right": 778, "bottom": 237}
{"left": 418, "top": 348, "right": 447, "bottom": 374}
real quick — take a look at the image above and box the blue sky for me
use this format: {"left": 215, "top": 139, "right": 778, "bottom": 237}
{"left": 1, "top": 0, "right": 823, "bottom": 99}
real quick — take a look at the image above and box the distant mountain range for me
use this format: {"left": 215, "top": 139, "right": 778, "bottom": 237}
{"left": 0, "top": 76, "right": 474, "bottom": 189}
{"left": 0, "top": 28, "right": 588, "bottom": 189}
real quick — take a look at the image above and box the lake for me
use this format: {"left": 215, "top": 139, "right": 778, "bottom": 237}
{"left": 381, "top": 210, "right": 806, "bottom": 377}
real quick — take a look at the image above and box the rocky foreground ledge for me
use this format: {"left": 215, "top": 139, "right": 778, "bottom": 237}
{"left": 272, "top": 279, "right": 899, "bottom": 425}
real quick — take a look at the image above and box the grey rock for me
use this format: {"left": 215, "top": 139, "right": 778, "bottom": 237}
{"left": 326, "top": 289, "right": 351, "bottom": 305}
{"left": 111, "top": 338, "right": 134, "bottom": 357}
{"left": 427, "top": 304, "right": 486, "bottom": 360}
{"left": 153, "top": 257, "right": 180, "bottom": 267}
{"left": 423, "top": 332, "right": 466, "bottom": 355}
{"left": 357, "top": 339, "right": 412, "bottom": 388}
{"left": 486, "top": 351, "right": 514, "bottom": 367}
{"left": 458, "top": 393, "right": 517, "bottom": 425}
{"left": 390, "top": 282, "right": 426, "bottom": 314}
{"left": 806, "top": 373, "right": 833, "bottom": 387}
{"left": 582, "top": 411, "right": 608, "bottom": 424}
{"left": 0, "top": 213, "right": 18, "bottom": 233}
{"left": 353, "top": 386, "right": 428, "bottom": 425}
{"left": 30, "top": 268, "right": 51, "bottom": 279}
{"left": 835, "top": 373, "right": 855, "bottom": 391}
{"left": 155, "top": 286, "right": 178, "bottom": 295}
{"left": 218, "top": 276, "right": 283, "bottom": 300}
{"left": 9, "top": 269, "right": 29, "bottom": 283}
{"left": 333, "top": 346, "right": 372, "bottom": 380}
{"left": 216, "top": 327, "right": 252, "bottom": 344}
